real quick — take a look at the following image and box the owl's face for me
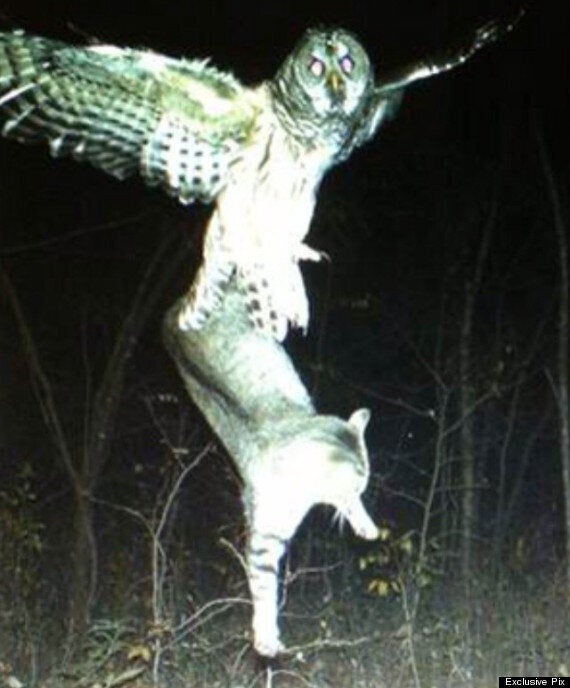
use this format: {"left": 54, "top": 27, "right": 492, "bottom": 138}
{"left": 272, "top": 27, "right": 374, "bottom": 129}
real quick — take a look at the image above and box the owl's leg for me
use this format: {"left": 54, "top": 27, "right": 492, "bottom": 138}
{"left": 178, "top": 257, "right": 235, "bottom": 331}
{"left": 284, "top": 261, "right": 310, "bottom": 333}
{"left": 239, "top": 259, "right": 309, "bottom": 342}
{"left": 240, "top": 266, "right": 288, "bottom": 342}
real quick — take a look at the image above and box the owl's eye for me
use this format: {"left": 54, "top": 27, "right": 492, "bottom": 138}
{"left": 308, "top": 56, "right": 325, "bottom": 78}
{"left": 339, "top": 54, "right": 354, "bottom": 75}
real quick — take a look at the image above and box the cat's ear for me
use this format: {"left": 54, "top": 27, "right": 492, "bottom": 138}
{"left": 348, "top": 408, "right": 371, "bottom": 436}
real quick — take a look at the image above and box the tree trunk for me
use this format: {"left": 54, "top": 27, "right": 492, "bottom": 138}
{"left": 537, "top": 125, "right": 570, "bottom": 593}
{"left": 459, "top": 194, "right": 495, "bottom": 582}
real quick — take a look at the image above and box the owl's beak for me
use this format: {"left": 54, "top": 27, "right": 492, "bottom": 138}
{"left": 326, "top": 71, "right": 345, "bottom": 105}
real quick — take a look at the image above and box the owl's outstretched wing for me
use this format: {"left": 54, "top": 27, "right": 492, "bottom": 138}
{"left": 376, "top": 10, "right": 524, "bottom": 95}
{"left": 0, "top": 30, "right": 258, "bottom": 204}
{"left": 350, "top": 10, "right": 524, "bottom": 150}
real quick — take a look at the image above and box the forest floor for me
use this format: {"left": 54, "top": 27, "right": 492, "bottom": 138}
{"left": 2, "top": 564, "right": 568, "bottom": 688}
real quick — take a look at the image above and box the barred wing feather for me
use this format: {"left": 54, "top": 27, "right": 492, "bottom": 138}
{"left": 0, "top": 30, "right": 256, "bottom": 204}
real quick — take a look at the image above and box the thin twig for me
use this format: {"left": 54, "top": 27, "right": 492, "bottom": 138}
{"left": 0, "top": 211, "right": 153, "bottom": 256}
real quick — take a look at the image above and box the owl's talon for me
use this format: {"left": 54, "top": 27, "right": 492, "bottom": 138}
{"left": 295, "top": 245, "right": 323, "bottom": 263}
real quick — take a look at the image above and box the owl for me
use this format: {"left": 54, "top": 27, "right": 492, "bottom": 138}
{"left": 0, "top": 16, "right": 520, "bottom": 340}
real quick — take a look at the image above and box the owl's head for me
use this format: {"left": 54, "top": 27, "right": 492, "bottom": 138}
{"left": 271, "top": 27, "right": 374, "bottom": 141}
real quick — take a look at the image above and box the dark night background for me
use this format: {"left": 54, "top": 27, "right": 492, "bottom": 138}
{"left": 0, "top": 0, "right": 568, "bottom": 683}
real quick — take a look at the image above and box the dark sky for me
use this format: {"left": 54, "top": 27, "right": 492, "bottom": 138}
{"left": 0, "top": 0, "right": 565, "bottom": 176}
{"left": 0, "top": 0, "right": 565, "bottom": 105}
{"left": 0, "top": 0, "right": 564, "bottom": 182}
{"left": 0, "top": 0, "right": 564, "bottom": 217}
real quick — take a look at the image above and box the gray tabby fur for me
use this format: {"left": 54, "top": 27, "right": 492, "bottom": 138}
{"left": 163, "top": 279, "right": 378, "bottom": 656}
